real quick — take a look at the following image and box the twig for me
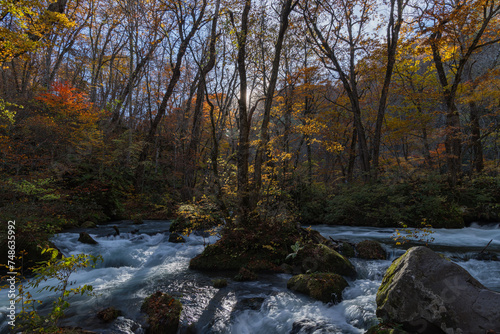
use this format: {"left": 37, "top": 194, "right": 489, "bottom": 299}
{"left": 480, "top": 239, "right": 493, "bottom": 254}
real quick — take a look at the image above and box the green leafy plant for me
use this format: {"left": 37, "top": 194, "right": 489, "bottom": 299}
{"left": 286, "top": 241, "right": 304, "bottom": 261}
{"left": 16, "top": 247, "right": 102, "bottom": 332}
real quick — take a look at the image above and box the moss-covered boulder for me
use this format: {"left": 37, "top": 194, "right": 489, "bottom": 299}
{"left": 81, "top": 221, "right": 97, "bottom": 228}
{"left": 377, "top": 246, "right": 500, "bottom": 333}
{"left": 141, "top": 291, "right": 182, "bottom": 334}
{"left": 287, "top": 273, "right": 349, "bottom": 303}
{"left": 212, "top": 279, "right": 228, "bottom": 288}
{"left": 189, "top": 222, "right": 298, "bottom": 272}
{"left": 96, "top": 307, "right": 121, "bottom": 323}
{"left": 78, "top": 232, "right": 98, "bottom": 245}
{"left": 339, "top": 241, "right": 356, "bottom": 258}
{"left": 356, "top": 240, "right": 386, "bottom": 260}
{"left": 290, "top": 243, "right": 356, "bottom": 277}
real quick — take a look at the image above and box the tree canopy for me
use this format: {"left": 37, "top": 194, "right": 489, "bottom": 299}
{"left": 1, "top": 0, "right": 500, "bottom": 227}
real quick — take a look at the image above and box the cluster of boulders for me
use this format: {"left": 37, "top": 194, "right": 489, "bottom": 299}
{"left": 78, "top": 221, "right": 500, "bottom": 334}
{"left": 282, "top": 236, "right": 390, "bottom": 304}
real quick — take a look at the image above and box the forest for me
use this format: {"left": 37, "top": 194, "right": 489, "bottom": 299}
{"left": 1, "top": 0, "right": 500, "bottom": 333}
{"left": 2, "top": 0, "right": 500, "bottom": 233}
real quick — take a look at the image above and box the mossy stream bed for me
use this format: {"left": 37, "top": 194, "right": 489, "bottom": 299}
{"left": 1, "top": 221, "right": 499, "bottom": 333}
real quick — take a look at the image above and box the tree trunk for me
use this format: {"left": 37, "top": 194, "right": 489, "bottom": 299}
{"left": 347, "top": 127, "right": 357, "bottom": 183}
{"left": 444, "top": 100, "right": 462, "bottom": 184}
{"left": 184, "top": 0, "right": 220, "bottom": 196}
{"left": 234, "top": 0, "right": 252, "bottom": 224}
{"left": 134, "top": 1, "right": 207, "bottom": 190}
{"left": 372, "top": 0, "right": 405, "bottom": 179}
{"left": 469, "top": 101, "right": 484, "bottom": 173}
{"left": 253, "top": 0, "right": 296, "bottom": 206}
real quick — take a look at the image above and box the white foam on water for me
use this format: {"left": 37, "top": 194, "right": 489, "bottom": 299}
{"left": 1, "top": 221, "right": 498, "bottom": 333}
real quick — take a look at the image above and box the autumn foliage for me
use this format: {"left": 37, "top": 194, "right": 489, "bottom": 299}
{"left": 0, "top": 0, "right": 499, "bottom": 235}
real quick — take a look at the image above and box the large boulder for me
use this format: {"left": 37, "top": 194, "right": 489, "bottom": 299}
{"left": 376, "top": 246, "right": 500, "bottom": 334}
{"left": 141, "top": 291, "right": 182, "bottom": 334}
{"left": 290, "top": 243, "right": 356, "bottom": 277}
{"left": 78, "top": 232, "right": 98, "bottom": 245}
{"left": 189, "top": 224, "right": 297, "bottom": 272}
{"left": 287, "top": 273, "right": 348, "bottom": 303}
{"left": 81, "top": 221, "right": 97, "bottom": 228}
{"left": 356, "top": 240, "right": 386, "bottom": 260}
{"left": 97, "top": 307, "right": 121, "bottom": 323}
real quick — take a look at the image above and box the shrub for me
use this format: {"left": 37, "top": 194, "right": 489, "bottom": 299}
{"left": 13, "top": 248, "right": 101, "bottom": 332}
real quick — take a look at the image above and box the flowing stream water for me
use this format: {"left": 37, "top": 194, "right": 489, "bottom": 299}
{"left": 1, "top": 221, "right": 499, "bottom": 333}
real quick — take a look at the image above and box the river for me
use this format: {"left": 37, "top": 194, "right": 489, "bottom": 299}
{"left": 1, "top": 221, "right": 499, "bottom": 333}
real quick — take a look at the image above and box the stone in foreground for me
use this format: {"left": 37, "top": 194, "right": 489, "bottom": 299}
{"left": 141, "top": 291, "right": 182, "bottom": 334}
{"left": 376, "top": 246, "right": 500, "bottom": 334}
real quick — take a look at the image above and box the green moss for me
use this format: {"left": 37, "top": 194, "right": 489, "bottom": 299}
{"left": 189, "top": 221, "right": 299, "bottom": 272}
{"left": 376, "top": 250, "right": 408, "bottom": 308}
{"left": 292, "top": 243, "right": 356, "bottom": 276}
{"left": 80, "top": 221, "right": 97, "bottom": 228}
{"left": 340, "top": 242, "right": 355, "bottom": 258}
{"left": 287, "top": 273, "right": 349, "bottom": 303}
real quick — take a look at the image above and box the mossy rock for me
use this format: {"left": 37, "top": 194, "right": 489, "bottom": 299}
{"left": 291, "top": 243, "right": 356, "bottom": 277}
{"left": 356, "top": 240, "right": 386, "bottom": 260}
{"left": 141, "top": 291, "right": 182, "bottom": 334}
{"left": 97, "top": 307, "right": 121, "bottom": 323}
{"left": 78, "top": 232, "right": 98, "bottom": 245}
{"left": 189, "top": 241, "right": 249, "bottom": 271}
{"left": 133, "top": 216, "right": 144, "bottom": 225}
{"left": 81, "top": 221, "right": 97, "bottom": 228}
{"left": 213, "top": 279, "right": 228, "bottom": 288}
{"left": 340, "top": 241, "right": 355, "bottom": 258}
{"left": 189, "top": 223, "right": 298, "bottom": 272}
{"left": 287, "top": 273, "right": 349, "bottom": 303}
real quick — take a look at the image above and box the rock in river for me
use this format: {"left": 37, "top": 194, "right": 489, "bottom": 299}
{"left": 141, "top": 291, "right": 182, "bottom": 334}
{"left": 356, "top": 240, "right": 386, "bottom": 260}
{"left": 376, "top": 246, "right": 500, "bottom": 334}
{"left": 78, "top": 232, "right": 98, "bottom": 245}
{"left": 287, "top": 273, "right": 348, "bottom": 303}
{"left": 290, "top": 243, "right": 356, "bottom": 277}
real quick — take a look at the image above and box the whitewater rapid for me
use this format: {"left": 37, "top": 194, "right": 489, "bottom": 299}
{"left": 1, "top": 221, "right": 499, "bottom": 333}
